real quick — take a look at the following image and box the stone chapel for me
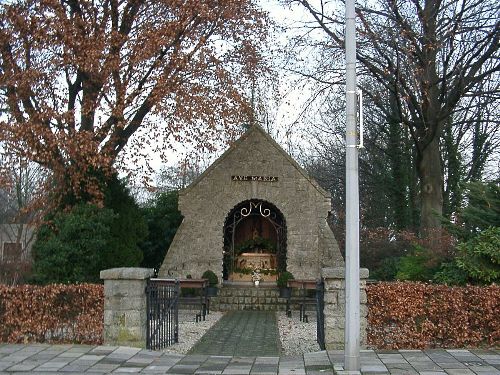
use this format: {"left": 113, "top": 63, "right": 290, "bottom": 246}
{"left": 158, "top": 125, "right": 344, "bottom": 282}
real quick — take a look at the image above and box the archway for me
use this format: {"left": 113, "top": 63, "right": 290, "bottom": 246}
{"left": 223, "top": 200, "right": 287, "bottom": 282}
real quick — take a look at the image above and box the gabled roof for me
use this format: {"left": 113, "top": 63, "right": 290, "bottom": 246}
{"left": 181, "top": 125, "right": 331, "bottom": 198}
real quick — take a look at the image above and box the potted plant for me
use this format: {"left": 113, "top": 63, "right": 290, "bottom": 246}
{"left": 277, "top": 271, "right": 294, "bottom": 298}
{"left": 202, "top": 270, "right": 219, "bottom": 297}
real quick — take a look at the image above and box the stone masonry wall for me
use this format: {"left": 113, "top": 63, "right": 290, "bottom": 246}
{"left": 210, "top": 286, "right": 285, "bottom": 311}
{"left": 322, "top": 267, "right": 369, "bottom": 349}
{"left": 159, "top": 126, "right": 344, "bottom": 281}
{"left": 100, "top": 267, "right": 154, "bottom": 348}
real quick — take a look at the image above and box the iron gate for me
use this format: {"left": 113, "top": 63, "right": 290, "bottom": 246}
{"left": 316, "top": 279, "right": 326, "bottom": 350}
{"left": 146, "top": 278, "right": 179, "bottom": 350}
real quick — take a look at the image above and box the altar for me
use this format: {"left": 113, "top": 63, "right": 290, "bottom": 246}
{"left": 235, "top": 252, "right": 277, "bottom": 270}
{"left": 229, "top": 252, "right": 278, "bottom": 282}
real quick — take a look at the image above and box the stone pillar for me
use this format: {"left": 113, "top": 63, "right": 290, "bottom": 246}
{"left": 100, "top": 267, "right": 155, "bottom": 348}
{"left": 321, "top": 267, "right": 369, "bottom": 349}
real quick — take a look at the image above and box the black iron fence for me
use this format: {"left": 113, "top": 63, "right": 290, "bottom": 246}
{"left": 316, "top": 279, "right": 325, "bottom": 350}
{"left": 146, "top": 278, "right": 179, "bottom": 350}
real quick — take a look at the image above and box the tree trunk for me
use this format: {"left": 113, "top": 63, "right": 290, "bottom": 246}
{"left": 417, "top": 138, "right": 443, "bottom": 232}
{"left": 442, "top": 117, "right": 463, "bottom": 218}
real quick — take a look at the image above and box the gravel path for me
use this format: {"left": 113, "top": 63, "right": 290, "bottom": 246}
{"left": 163, "top": 310, "right": 319, "bottom": 355}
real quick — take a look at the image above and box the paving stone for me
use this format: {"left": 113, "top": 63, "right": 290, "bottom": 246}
{"left": 113, "top": 367, "right": 143, "bottom": 373}
{"left": 35, "top": 361, "right": 68, "bottom": 370}
{"left": 190, "top": 311, "right": 280, "bottom": 357}
{"left": 90, "top": 346, "right": 118, "bottom": 354}
{"left": 0, "top": 345, "right": 24, "bottom": 354}
{"left": 360, "top": 364, "right": 389, "bottom": 373}
{"left": 304, "top": 364, "right": 333, "bottom": 372}
{"left": 412, "top": 364, "right": 446, "bottom": 372}
{"left": 385, "top": 363, "right": 415, "bottom": 370}
{"left": 378, "top": 354, "right": 405, "bottom": 360}
{"left": 59, "top": 364, "right": 92, "bottom": 372}
{"left": 197, "top": 364, "right": 228, "bottom": 372}
{"left": 5, "top": 363, "right": 38, "bottom": 371}
{"left": 59, "top": 351, "right": 86, "bottom": 358}
{"left": 469, "top": 365, "right": 500, "bottom": 373}
{"left": 250, "top": 364, "right": 278, "bottom": 372}
{"left": 88, "top": 363, "right": 120, "bottom": 371}
{"left": 443, "top": 369, "right": 476, "bottom": 375}
{"left": 3, "top": 343, "right": 500, "bottom": 374}
{"left": 389, "top": 370, "right": 417, "bottom": 375}
{"left": 379, "top": 358, "right": 408, "bottom": 365}
{"left": 168, "top": 364, "right": 203, "bottom": 374}
{"left": 254, "top": 357, "right": 279, "bottom": 365}
{"left": 143, "top": 365, "right": 174, "bottom": 373}
{"left": 222, "top": 370, "right": 251, "bottom": 375}
{"left": 436, "top": 362, "right": 467, "bottom": 369}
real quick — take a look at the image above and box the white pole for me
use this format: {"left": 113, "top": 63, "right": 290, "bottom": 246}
{"left": 344, "top": 0, "right": 360, "bottom": 372}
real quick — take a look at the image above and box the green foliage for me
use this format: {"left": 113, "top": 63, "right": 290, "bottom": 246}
{"left": 276, "top": 271, "right": 294, "bottom": 288}
{"left": 395, "top": 245, "right": 440, "bottom": 282}
{"left": 103, "top": 176, "right": 147, "bottom": 268}
{"left": 371, "top": 257, "right": 400, "bottom": 281}
{"left": 139, "top": 191, "right": 182, "bottom": 270}
{"left": 360, "top": 228, "right": 410, "bottom": 279}
{"left": 451, "top": 182, "right": 500, "bottom": 241}
{"left": 202, "top": 270, "right": 218, "bottom": 286}
{"left": 433, "top": 262, "right": 468, "bottom": 286}
{"left": 436, "top": 181, "right": 500, "bottom": 285}
{"left": 32, "top": 204, "right": 116, "bottom": 283}
{"left": 235, "top": 236, "right": 276, "bottom": 254}
{"left": 32, "top": 176, "right": 147, "bottom": 284}
{"left": 455, "top": 226, "right": 500, "bottom": 284}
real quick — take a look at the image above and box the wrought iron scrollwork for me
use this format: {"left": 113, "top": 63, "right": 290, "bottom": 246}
{"left": 223, "top": 199, "right": 287, "bottom": 280}
{"left": 240, "top": 201, "right": 271, "bottom": 218}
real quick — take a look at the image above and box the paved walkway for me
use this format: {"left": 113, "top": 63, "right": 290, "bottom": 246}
{"left": 0, "top": 344, "right": 499, "bottom": 374}
{"left": 189, "top": 311, "right": 280, "bottom": 356}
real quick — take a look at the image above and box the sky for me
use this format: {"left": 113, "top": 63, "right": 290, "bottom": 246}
{"left": 124, "top": 1, "right": 318, "bottom": 195}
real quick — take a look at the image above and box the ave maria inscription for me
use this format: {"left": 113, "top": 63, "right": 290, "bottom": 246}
{"left": 231, "top": 175, "right": 278, "bottom": 182}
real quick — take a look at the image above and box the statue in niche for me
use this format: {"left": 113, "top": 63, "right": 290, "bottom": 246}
{"left": 252, "top": 226, "right": 260, "bottom": 240}
{"left": 251, "top": 225, "right": 263, "bottom": 253}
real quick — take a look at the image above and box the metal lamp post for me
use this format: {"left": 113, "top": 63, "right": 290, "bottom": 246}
{"left": 344, "top": 0, "right": 361, "bottom": 372}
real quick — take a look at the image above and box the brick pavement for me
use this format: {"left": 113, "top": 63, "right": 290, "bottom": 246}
{"left": 0, "top": 344, "right": 499, "bottom": 374}
{"left": 189, "top": 311, "right": 280, "bottom": 356}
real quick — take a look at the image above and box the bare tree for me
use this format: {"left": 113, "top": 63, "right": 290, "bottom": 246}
{"left": 289, "top": 0, "right": 499, "bottom": 233}
{"left": 0, "top": 152, "right": 47, "bottom": 284}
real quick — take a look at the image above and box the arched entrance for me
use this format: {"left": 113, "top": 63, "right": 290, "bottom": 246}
{"left": 223, "top": 200, "right": 287, "bottom": 282}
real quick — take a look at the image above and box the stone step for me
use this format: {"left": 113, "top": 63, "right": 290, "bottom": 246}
{"left": 209, "top": 283, "right": 310, "bottom": 311}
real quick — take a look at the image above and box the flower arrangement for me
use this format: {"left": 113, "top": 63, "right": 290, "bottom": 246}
{"left": 251, "top": 268, "right": 263, "bottom": 285}
{"left": 233, "top": 267, "right": 277, "bottom": 276}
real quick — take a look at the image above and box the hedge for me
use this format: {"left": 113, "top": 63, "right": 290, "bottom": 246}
{"left": 1, "top": 282, "right": 498, "bottom": 348}
{"left": 0, "top": 284, "right": 103, "bottom": 344}
{"left": 367, "top": 282, "right": 500, "bottom": 349}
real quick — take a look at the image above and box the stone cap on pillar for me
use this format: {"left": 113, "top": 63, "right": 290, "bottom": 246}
{"left": 100, "top": 267, "right": 155, "bottom": 280}
{"left": 321, "top": 267, "right": 369, "bottom": 279}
